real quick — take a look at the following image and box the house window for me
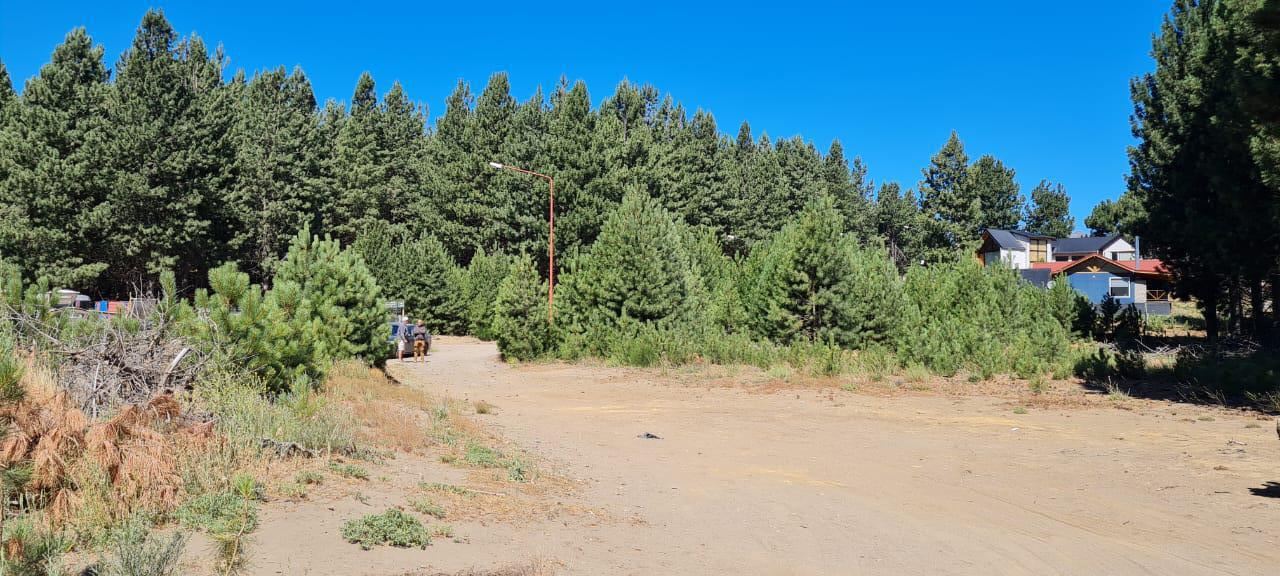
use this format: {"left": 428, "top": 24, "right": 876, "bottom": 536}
{"left": 1030, "top": 239, "right": 1048, "bottom": 263}
{"left": 1109, "top": 277, "right": 1130, "bottom": 299}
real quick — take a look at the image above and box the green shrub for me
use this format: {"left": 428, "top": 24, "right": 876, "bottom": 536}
{"left": 103, "top": 516, "right": 188, "bottom": 576}
{"left": 341, "top": 509, "right": 430, "bottom": 550}
{"left": 175, "top": 490, "right": 259, "bottom": 536}
{"left": 410, "top": 498, "right": 446, "bottom": 519}
{"left": 895, "top": 261, "right": 1069, "bottom": 377}
{"left": 461, "top": 248, "right": 511, "bottom": 339}
{"left": 463, "top": 443, "right": 501, "bottom": 468}
{"left": 741, "top": 196, "right": 902, "bottom": 347}
{"left": 0, "top": 515, "right": 68, "bottom": 576}
{"left": 295, "top": 470, "right": 324, "bottom": 485}
{"left": 273, "top": 226, "right": 385, "bottom": 362}
{"left": 328, "top": 461, "right": 369, "bottom": 480}
{"left": 490, "top": 255, "right": 553, "bottom": 360}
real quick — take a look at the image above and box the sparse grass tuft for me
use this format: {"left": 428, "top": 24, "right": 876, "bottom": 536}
{"left": 428, "top": 524, "right": 454, "bottom": 538}
{"left": 505, "top": 456, "right": 532, "bottom": 483}
{"left": 1104, "top": 380, "right": 1131, "bottom": 400}
{"left": 174, "top": 490, "right": 259, "bottom": 536}
{"left": 278, "top": 482, "right": 308, "bottom": 499}
{"left": 1197, "top": 415, "right": 1216, "bottom": 422}
{"left": 903, "top": 364, "right": 929, "bottom": 384}
{"left": 474, "top": 401, "right": 495, "bottom": 415}
{"left": 419, "top": 482, "right": 471, "bottom": 496}
{"left": 410, "top": 497, "right": 446, "bottom": 519}
{"left": 765, "top": 365, "right": 793, "bottom": 382}
{"left": 295, "top": 470, "right": 324, "bottom": 485}
{"left": 1028, "top": 375, "right": 1048, "bottom": 395}
{"left": 1012, "top": 407, "right": 1028, "bottom": 415}
{"left": 102, "top": 515, "right": 188, "bottom": 576}
{"left": 328, "top": 461, "right": 369, "bottom": 480}
{"left": 341, "top": 509, "right": 430, "bottom": 550}
{"left": 464, "top": 443, "right": 502, "bottom": 468}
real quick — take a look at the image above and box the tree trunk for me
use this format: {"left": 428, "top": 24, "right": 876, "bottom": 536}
{"left": 1204, "top": 291, "right": 1220, "bottom": 344}
{"left": 1272, "top": 273, "right": 1280, "bottom": 330}
{"left": 1250, "top": 276, "right": 1266, "bottom": 338}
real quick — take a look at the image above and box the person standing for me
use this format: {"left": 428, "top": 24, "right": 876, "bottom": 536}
{"left": 397, "top": 322, "right": 411, "bottom": 362}
{"left": 412, "top": 320, "right": 428, "bottom": 363}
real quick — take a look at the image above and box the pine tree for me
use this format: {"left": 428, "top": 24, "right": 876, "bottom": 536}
{"left": 966, "top": 155, "right": 1022, "bottom": 230}
{"left": 386, "top": 236, "right": 467, "bottom": 333}
{"left": 736, "top": 132, "right": 789, "bottom": 245}
{"left": 918, "top": 131, "right": 980, "bottom": 250}
{"left": 680, "top": 110, "right": 733, "bottom": 234}
{"left": 328, "top": 72, "right": 386, "bottom": 244}
{"left": 1024, "top": 180, "right": 1075, "bottom": 238}
{"left": 0, "top": 60, "right": 13, "bottom": 108}
{"left": 491, "top": 88, "right": 551, "bottom": 259}
{"left": 1084, "top": 192, "right": 1146, "bottom": 236}
{"left": 104, "top": 11, "right": 235, "bottom": 291}
{"left": 460, "top": 248, "right": 512, "bottom": 339}
{"left": 775, "top": 137, "right": 826, "bottom": 218}
{"left": 823, "top": 141, "right": 875, "bottom": 240}
{"left": 228, "top": 66, "right": 325, "bottom": 280}
{"left": 873, "top": 182, "right": 926, "bottom": 270}
{"left": 744, "top": 195, "right": 901, "bottom": 347}
{"left": 559, "top": 189, "right": 693, "bottom": 335}
{"left": 378, "top": 81, "right": 427, "bottom": 231}
{"left": 491, "top": 254, "right": 553, "bottom": 360}
{"left": 545, "top": 79, "right": 599, "bottom": 260}
{"left": 0, "top": 28, "right": 112, "bottom": 288}
{"left": 274, "top": 226, "right": 385, "bottom": 361}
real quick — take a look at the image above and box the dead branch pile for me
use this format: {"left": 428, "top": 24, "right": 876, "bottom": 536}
{"left": 1, "top": 302, "right": 207, "bottom": 419}
{"left": 0, "top": 389, "right": 214, "bottom": 527}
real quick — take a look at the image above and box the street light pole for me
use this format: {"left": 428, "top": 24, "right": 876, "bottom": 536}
{"left": 488, "top": 162, "right": 555, "bottom": 324}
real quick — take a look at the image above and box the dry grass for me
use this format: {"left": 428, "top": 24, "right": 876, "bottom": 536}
{"left": 402, "top": 558, "right": 561, "bottom": 576}
{"left": 0, "top": 359, "right": 221, "bottom": 546}
{"left": 324, "top": 362, "right": 434, "bottom": 453}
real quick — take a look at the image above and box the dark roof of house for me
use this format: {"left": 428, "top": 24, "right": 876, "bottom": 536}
{"left": 1018, "top": 268, "right": 1052, "bottom": 288}
{"left": 1051, "top": 234, "right": 1121, "bottom": 254}
{"left": 985, "top": 229, "right": 1026, "bottom": 250}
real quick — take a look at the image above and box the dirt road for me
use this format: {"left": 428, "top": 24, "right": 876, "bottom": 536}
{"left": 381, "top": 337, "right": 1280, "bottom": 575}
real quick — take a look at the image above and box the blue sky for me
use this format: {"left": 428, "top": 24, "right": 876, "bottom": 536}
{"left": 1, "top": 1, "right": 1170, "bottom": 227}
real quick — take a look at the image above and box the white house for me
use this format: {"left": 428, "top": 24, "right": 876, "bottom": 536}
{"left": 978, "top": 229, "right": 1136, "bottom": 270}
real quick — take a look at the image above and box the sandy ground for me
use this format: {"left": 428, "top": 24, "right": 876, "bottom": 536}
{"left": 231, "top": 337, "right": 1280, "bottom": 575}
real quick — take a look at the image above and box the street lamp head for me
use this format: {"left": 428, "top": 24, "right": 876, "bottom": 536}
{"left": 488, "top": 161, "right": 504, "bottom": 169}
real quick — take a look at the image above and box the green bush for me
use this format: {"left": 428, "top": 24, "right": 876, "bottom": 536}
{"left": 490, "top": 255, "right": 553, "bottom": 360}
{"left": 896, "top": 261, "right": 1069, "bottom": 377}
{"left": 273, "top": 226, "right": 385, "bottom": 362}
{"left": 741, "top": 195, "right": 902, "bottom": 348}
{"left": 461, "top": 248, "right": 512, "bottom": 340}
{"left": 557, "top": 190, "right": 696, "bottom": 345}
{"left": 0, "top": 517, "right": 67, "bottom": 576}
{"left": 328, "top": 461, "right": 369, "bottom": 480}
{"left": 341, "top": 509, "right": 430, "bottom": 550}
{"left": 103, "top": 516, "right": 188, "bottom": 576}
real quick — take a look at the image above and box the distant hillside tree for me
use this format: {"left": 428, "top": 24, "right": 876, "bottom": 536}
{"left": 1023, "top": 180, "right": 1075, "bottom": 238}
